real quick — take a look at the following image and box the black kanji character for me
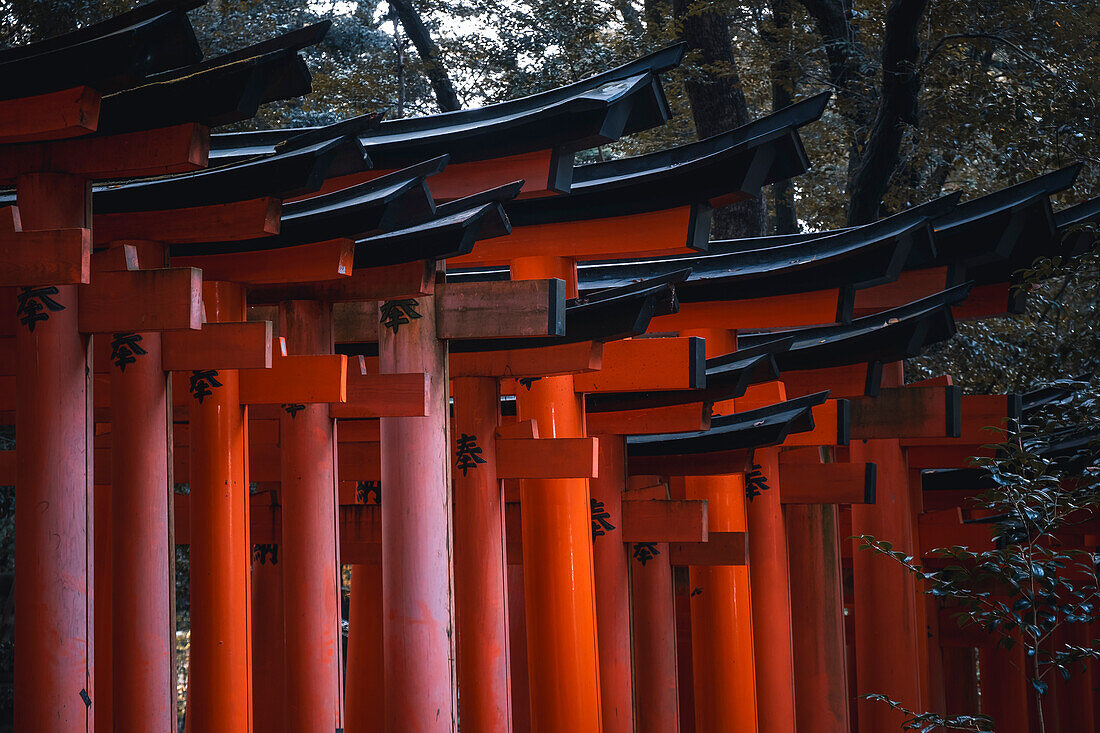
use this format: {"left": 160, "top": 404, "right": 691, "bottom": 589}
{"left": 379, "top": 298, "right": 422, "bottom": 334}
{"left": 109, "top": 332, "right": 146, "bottom": 371}
{"left": 356, "top": 481, "right": 381, "bottom": 504}
{"left": 591, "top": 498, "right": 615, "bottom": 541}
{"left": 283, "top": 403, "right": 306, "bottom": 418}
{"left": 632, "top": 542, "right": 660, "bottom": 566}
{"left": 252, "top": 544, "right": 279, "bottom": 565}
{"left": 16, "top": 286, "right": 64, "bottom": 332}
{"left": 745, "top": 463, "right": 770, "bottom": 502}
{"left": 518, "top": 377, "right": 542, "bottom": 390}
{"left": 690, "top": 587, "right": 703, "bottom": 597}
{"left": 189, "top": 369, "right": 222, "bottom": 404}
{"left": 455, "top": 433, "right": 487, "bottom": 476}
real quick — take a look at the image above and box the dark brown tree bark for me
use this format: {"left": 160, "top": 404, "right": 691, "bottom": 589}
{"left": 644, "top": 0, "right": 668, "bottom": 35}
{"left": 388, "top": 0, "right": 462, "bottom": 112}
{"left": 797, "top": 0, "right": 875, "bottom": 193}
{"left": 672, "top": 0, "right": 766, "bottom": 238}
{"left": 762, "top": 0, "right": 799, "bottom": 234}
{"left": 846, "top": 0, "right": 928, "bottom": 224}
{"left": 617, "top": 0, "right": 645, "bottom": 37}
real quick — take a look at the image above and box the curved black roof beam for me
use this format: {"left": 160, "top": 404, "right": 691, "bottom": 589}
{"left": 353, "top": 201, "right": 511, "bottom": 269}
{"left": 92, "top": 24, "right": 330, "bottom": 135}
{"left": 703, "top": 166, "right": 1082, "bottom": 287}
{"left": 586, "top": 337, "right": 791, "bottom": 414}
{"left": 504, "top": 94, "right": 829, "bottom": 229}
{"left": 572, "top": 193, "right": 957, "bottom": 301}
{"left": 209, "top": 44, "right": 684, "bottom": 160}
{"left": 448, "top": 270, "right": 688, "bottom": 353}
{"left": 737, "top": 283, "right": 973, "bottom": 371}
{"left": 338, "top": 270, "right": 684, "bottom": 359}
{"left": 168, "top": 156, "right": 449, "bottom": 257}
{"left": 0, "top": 8, "right": 203, "bottom": 100}
{"left": 90, "top": 133, "right": 372, "bottom": 213}
{"left": 920, "top": 166, "right": 1080, "bottom": 283}
{"left": 626, "top": 391, "right": 830, "bottom": 456}
{"left": 1055, "top": 194, "right": 1100, "bottom": 257}
{"left": 0, "top": 0, "right": 203, "bottom": 63}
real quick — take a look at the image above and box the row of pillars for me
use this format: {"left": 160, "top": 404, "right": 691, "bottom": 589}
{"left": 13, "top": 175, "right": 1044, "bottom": 733}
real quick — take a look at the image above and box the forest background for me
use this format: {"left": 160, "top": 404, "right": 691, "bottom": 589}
{"left": 0, "top": 0, "right": 1098, "bottom": 728}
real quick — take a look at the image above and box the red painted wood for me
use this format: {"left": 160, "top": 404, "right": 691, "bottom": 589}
{"left": 591, "top": 434, "right": 635, "bottom": 733}
{"left": 109, "top": 330, "right": 174, "bottom": 732}
{"left": 507, "top": 563, "right": 531, "bottom": 733}
{"left": 187, "top": 282, "right": 252, "bottom": 732}
{"left": 13, "top": 171, "right": 94, "bottom": 732}
{"left": 510, "top": 256, "right": 603, "bottom": 732}
{"left": 979, "top": 643, "right": 1030, "bottom": 733}
{"left": 278, "top": 301, "right": 343, "bottom": 732}
{"left": 746, "top": 448, "right": 797, "bottom": 733}
{"left": 94, "top": 480, "right": 113, "bottom": 733}
{"left": 452, "top": 377, "right": 512, "bottom": 732}
{"left": 0, "top": 85, "right": 99, "bottom": 143}
{"left": 786, "top": 503, "right": 851, "bottom": 733}
{"left": 377, "top": 288, "right": 457, "bottom": 731}
{"left": 251, "top": 532, "right": 286, "bottom": 733}
{"left": 631, "top": 534, "right": 680, "bottom": 733}
{"left": 849, "top": 438, "right": 923, "bottom": 731}
{"left": 345, "top": 564, "right": 385, "bottom": 733}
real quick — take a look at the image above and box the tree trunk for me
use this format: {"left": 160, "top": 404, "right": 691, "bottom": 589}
{"left": 388, "top": 0, "right": 462, "bottom": 112}
{"left": 673, "top": 0, "right": 766, "bottom": 238}
{"left": 797, "top": 0, "right": 876, "bottom": 191}
{"left": 644, "top": 0, "right": 668, "bottom": 35}
{"left": 762, "top": 0, "right": 799, "bottom": 234}
{"left": 617, "top": 0, "right": 645, "bottom": 37}
{"left": 846, "top": 0, "right": 928, "bottom": 224}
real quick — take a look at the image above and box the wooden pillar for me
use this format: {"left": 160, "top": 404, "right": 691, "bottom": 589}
{"left": 673, "top": 567, "right": 696, "bottom": 733}
{"left": 345, "top": 563, "right": 384, "bottom": 733}
{"left": 14, "top": 171, "right": 94, "bottom": 732}
{"left": 979, "top": 642, "right": 1029, "bottom": 733}
{"left": 681, "top": 473, "right": 759, "bottom": 732}
{"left": 94, "top": 480, "right": 112, "bottom": 733}
{"left": 786, "top": 503, "right": 851, "bottom": 732}
{"left": 278, "top": 300, "right": 343, "bottom": 732}
{"left": 745, "top": 448, "right": 796, "bottom": 733}
{"left": 188, "top": 281, "right": 252, "bottom": 732}
{"left": 251, "top": 541, "right": 286, "bottom": 733}
{"left": 631, "top": 539, "right": 679, "bottom": 733}
{"left": 510, "top": 256, "right": 602, "bottom": 732}
{"left": 940, "top": 646, "right": 978, "bottom": 717}
{"left": 507, "top": 562, "right": 532, "bottom": 733}
{"left": 849, "top": 438, "right": 922, "bottom": 730}
{"left": 452, "top": 377, "right": 511, "bottom": 732}
{"left": 591, "top": 433, "right": 634, "bottom": 733}
{"left": 378, "top": 288, "right": 457, "bottom": 731}
{"left": 110, "top": 329, "right": 174, "bottom": 732}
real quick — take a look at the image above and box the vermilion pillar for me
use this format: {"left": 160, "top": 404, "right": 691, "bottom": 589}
{"left": 94, "top": 480, "right": 113, "bottom": 733}
{"left": 251, "top": 539, "right": 286, "bottom": 733}
{"left": 507, "top": 563, "right": 532, "bottom": 733}
{"left": 14, "top": 171, "right": 94, "bottom": 731}
{"left": 345, "top": 563, "right": 384, "bottom": 733}
{"left": 746, "top": 447, "right": 796, "bottom": 732}
{"left": 631, "top": 538, "right": 679, "bottom": 733}
{"left": 378, "top": 288, "right": 457, "bottom": 731}
{"left": 680, "top": 473, "right": 759, "bottom": 732}
{"left": 677, "top": 328, "right": 758, "bottom": 732}
{"left": 110, "top": 328, "right": 174, "bottom": 732}
{"left": 786, "top": 503, "right": 851, "bottom": 732}
{"left": 452, "top": 377, "right": 512, "bottom": 731}
{"left": 188, "top": 281, "right": 252, "bottom": 732}
{"left": 591, "top": 433, "right": 634, "bottom": 733}
{"left": 510, "top": 256, "right": 603, "bottom": 732}
{"left": 979, "top": 642, "right": 1029, "bottom": 733}
{"left": 849, "top": 438, "right": 922, "bottom": 730}
{"left": 278, "top": 300, "right": 343, "bottom": 731}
